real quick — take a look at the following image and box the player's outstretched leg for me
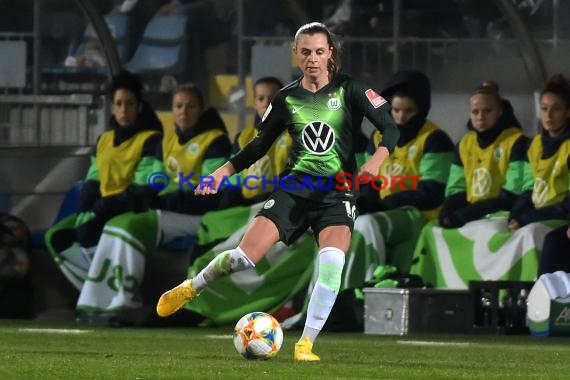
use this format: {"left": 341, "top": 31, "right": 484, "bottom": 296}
{"left": 156, "top": 279, "right": 199, "bottom": 317}
{"left": 156, "top": 247, "right": 254, "bottom": 317}
{"left": 294, "top": 247, "right": 345, "bottom": 361}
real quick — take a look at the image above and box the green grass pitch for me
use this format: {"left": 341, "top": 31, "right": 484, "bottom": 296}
{"left": 0, "top": 320, "right": 569, "bottom": 379}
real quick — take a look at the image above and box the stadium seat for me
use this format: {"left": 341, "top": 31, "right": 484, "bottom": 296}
{"left": 208, "top": 75, "right": 254, "bottom": 109}
{"left": 219, "top": 111, "right": 255, "bottom": 141}
{"left": 77, "top": 14, "right": 131, "bottom": 64}
{"left": 124, "top": 15, "right": 189, "bottom": 76}
{"left": 162, "top": 235, "right": 196, "bottom": 251}
{"left": 40, "top": 14, "right": 131, "bottom": 90}
{"left": 53, "top": 180, "right": 85, "bottom": 224}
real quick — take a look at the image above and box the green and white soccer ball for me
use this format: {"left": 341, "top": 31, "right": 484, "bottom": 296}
{"left": 233, "top": 312, "right": 283, "bottom": 360}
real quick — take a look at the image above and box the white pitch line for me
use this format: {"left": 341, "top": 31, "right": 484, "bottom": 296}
{"left": 397, "top": 340, "right": 470, "bottom": 347}
{"left": 18, "top": 328, "right": 89, "bottom": 334}
{"left": 206, "top": 334, "right": 233, "bottom": 339}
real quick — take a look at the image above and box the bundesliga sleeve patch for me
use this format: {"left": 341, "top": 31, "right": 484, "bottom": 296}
{"left": 365, "top": 89, "right": 387, "bottom": 108}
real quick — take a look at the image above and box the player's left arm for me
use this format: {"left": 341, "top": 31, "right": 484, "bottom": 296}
{"left": 347, "top": 79, "right": 399, "bottom": 154}
{"left": 347, "top": 79, "right": 399, "bottom": 176}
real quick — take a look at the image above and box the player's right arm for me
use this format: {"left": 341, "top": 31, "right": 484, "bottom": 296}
{"left": 195, "top": 93, "right": 289, "bottom": 195}
{"left": 229, "top": 93, "right": 289, "bottom": 173}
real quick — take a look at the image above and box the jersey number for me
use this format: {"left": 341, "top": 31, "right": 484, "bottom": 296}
{"left": 343, "top": 201, "right": 356, "bottom": 220}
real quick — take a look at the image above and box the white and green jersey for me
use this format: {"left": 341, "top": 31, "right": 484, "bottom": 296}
{"left": 229, "top": 73, "right": 399, "bottom": 201}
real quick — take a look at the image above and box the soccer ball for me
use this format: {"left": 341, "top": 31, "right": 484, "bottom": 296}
{"left": 233, "top": 312, "right": 283, "bottom": 360}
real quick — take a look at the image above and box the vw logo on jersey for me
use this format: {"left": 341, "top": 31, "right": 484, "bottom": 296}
{"left": 384, "top": 163, "right": 403, "bottom": 176}
{"left": 166, "top": 156, "right": 180, "bottom": 182}
{"left": 471, "top": 167, "right": 492, "bottom": 197}
{"left": 532, "top": 178, "right": 549, "bottom": 208}
{"left": 327, "top": 97, "right": 341, "bottom": 110}
{"left": 302, "top": 121, "right": 336, "bottom": 154}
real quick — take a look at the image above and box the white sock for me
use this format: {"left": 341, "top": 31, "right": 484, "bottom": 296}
{"left": 192, "top": 246, "right": 255, "bottom": 291}
{"left": 302, "top": 247, "right": 345, "bottom": 342}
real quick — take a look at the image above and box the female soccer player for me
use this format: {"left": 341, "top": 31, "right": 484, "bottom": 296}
{"left": 156, "top": 22, "right": 399, "bottom": 361}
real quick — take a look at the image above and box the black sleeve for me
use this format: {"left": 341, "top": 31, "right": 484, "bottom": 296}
{"left": 383, "top": 181, "right": 446, "bottom": 211}
{"left": 517, "top": 195, "right": 570, "bottom": 226}
{"left": 90, "top": 184, "right": 158, "bottom": 222}
{"left": 229, "top": 94, "right": 288, "bottom": 172}
{"left": 347, "top": 79, "right": 399, "bottom": 153}
{"left": 509, "top": 191, "right": 534, "bottom": 221}
{"left": 354, "top": 129, "right": 369, "bottom": 155}
{"left": 444, "top": 189, "right": 519, "bottom": 228}
{"left": 358, "top": 180, "right": 446, "bottom": 215}
{"left": 439, "top": 192, "right": 468, "bottom": 227}
{"left": 356, "top": 183, "right": 385, "bottom": 214}
{"left": 154, "top": 189, "right": 223, "bottom": 215}
{"left": 204, "top": 134, "right": 232, "bottom": 159}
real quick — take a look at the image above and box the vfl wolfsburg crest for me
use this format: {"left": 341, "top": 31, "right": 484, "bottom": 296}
{"left": 327, "top": 97, "right": 341, "bottom": 110}
{"left": 187, "top": 142, "right": 200, "bottom": 154}
{"left": 302, "top": 121, "right": 336, "bottom": 154}
{"left": 493, "top": 147, "right": 504, "bottom": 161}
